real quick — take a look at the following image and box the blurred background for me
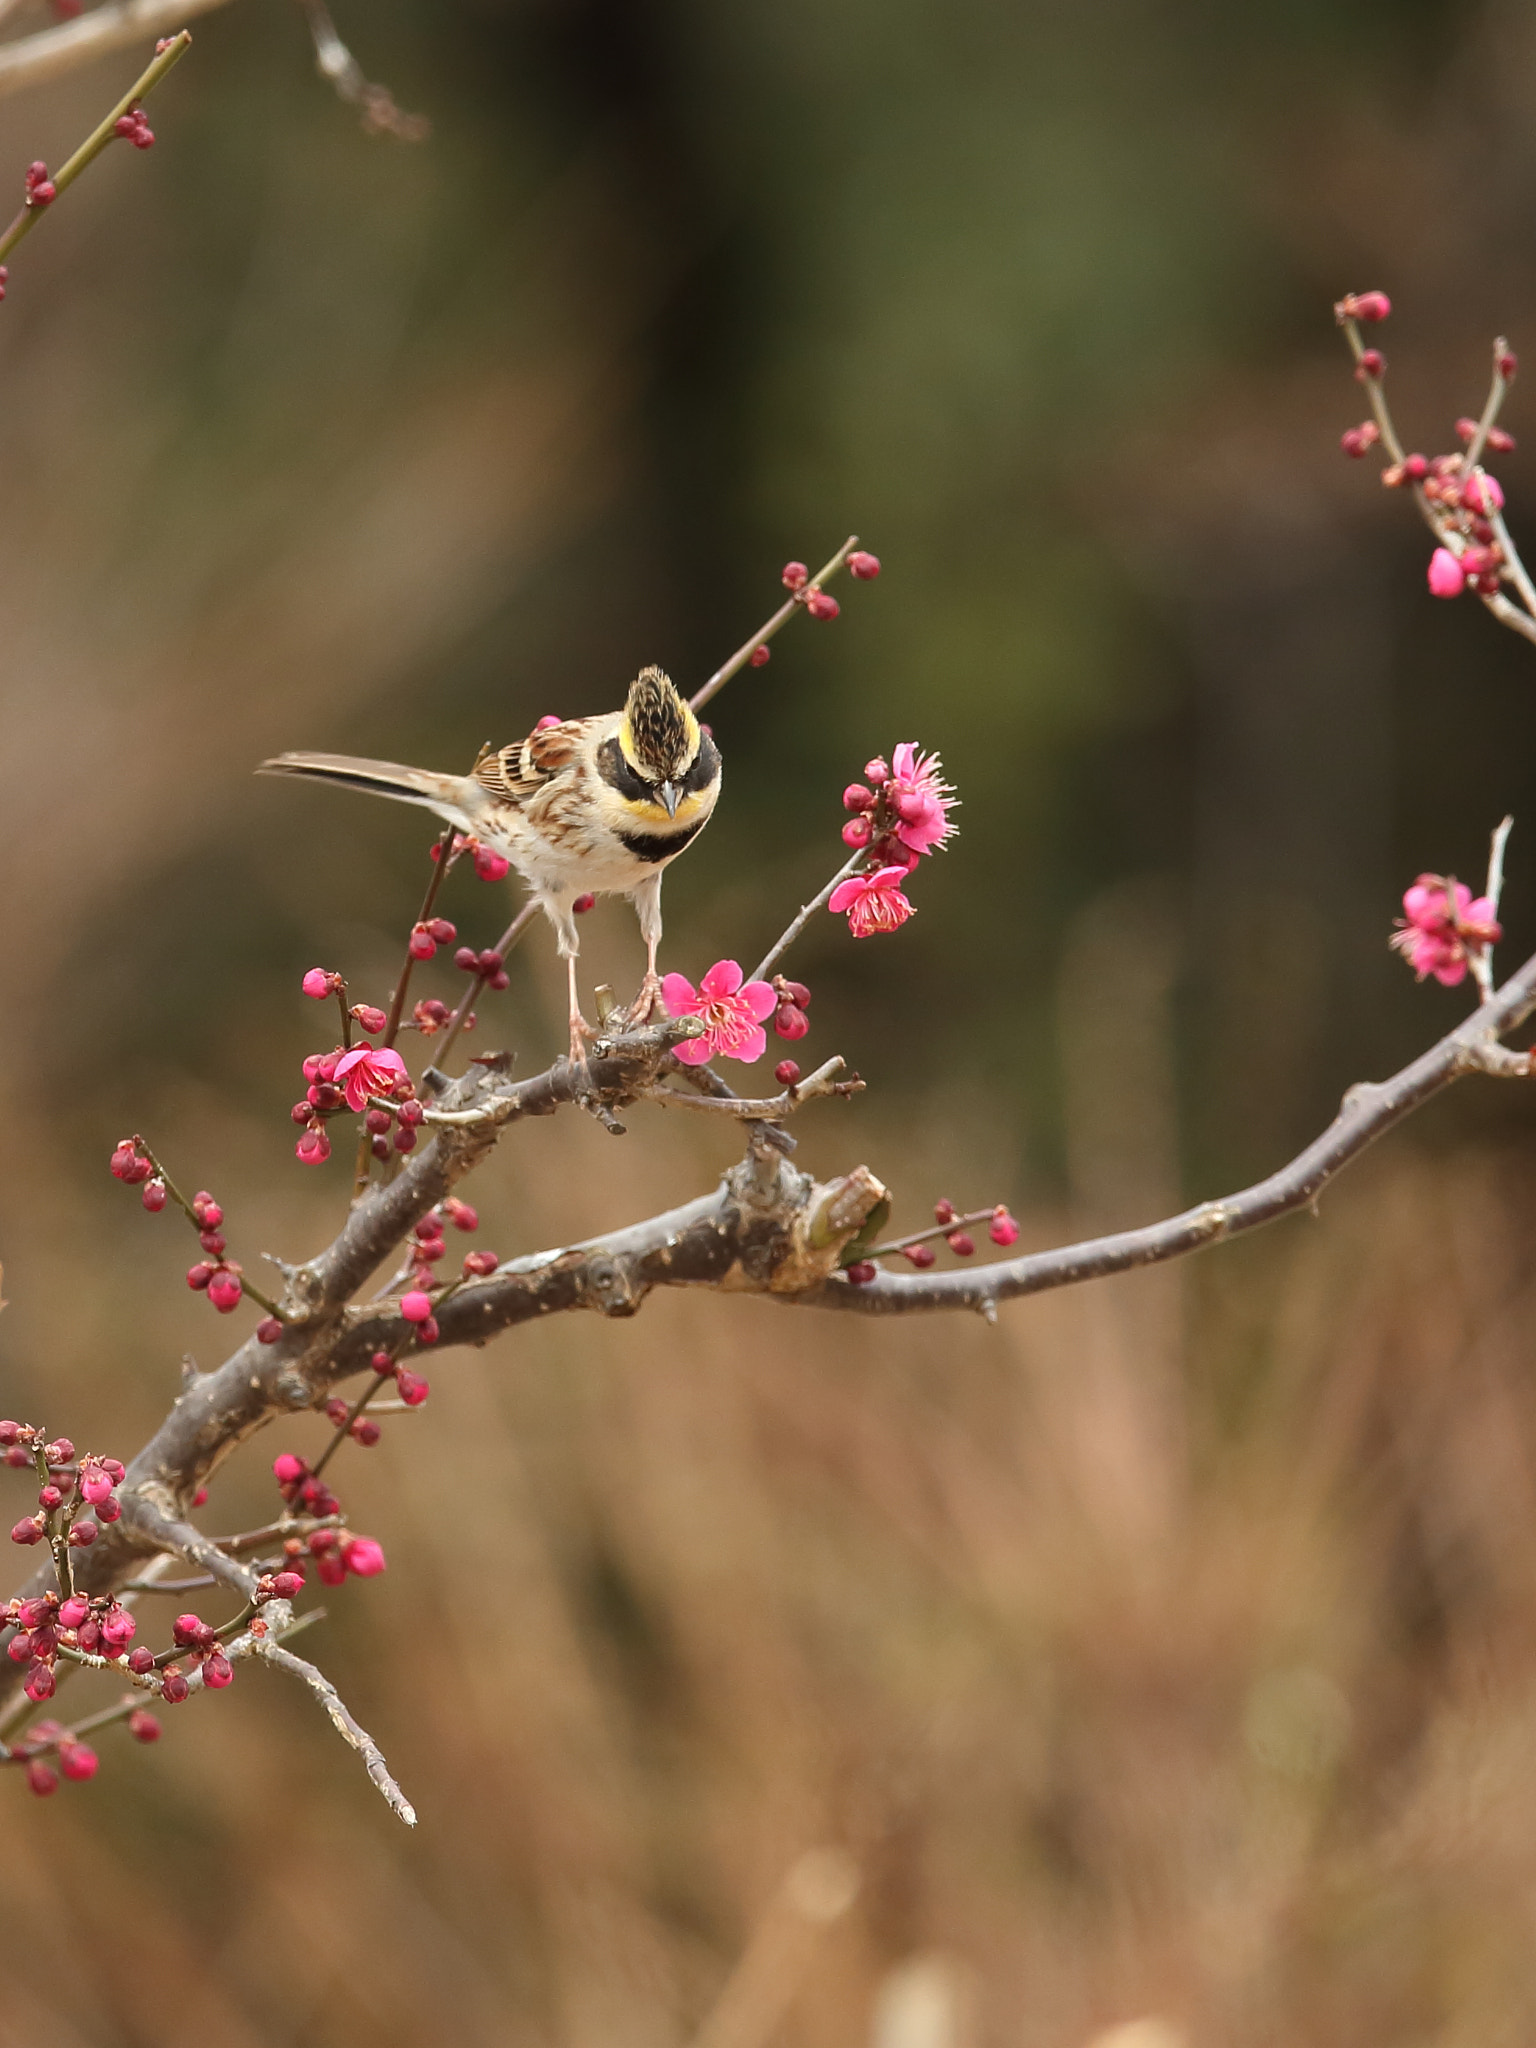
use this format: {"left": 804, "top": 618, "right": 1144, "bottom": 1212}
{"left": 6, "top": 0, "right": 1536, "bottom": 2040}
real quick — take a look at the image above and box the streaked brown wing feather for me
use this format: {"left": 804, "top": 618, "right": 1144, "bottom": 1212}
{"left": 473, "top": 720, "right": 587, "bottom": 804}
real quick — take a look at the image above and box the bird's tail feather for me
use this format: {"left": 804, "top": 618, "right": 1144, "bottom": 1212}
{"left": 258, "top": 752, "right": 479, "bottom": 834}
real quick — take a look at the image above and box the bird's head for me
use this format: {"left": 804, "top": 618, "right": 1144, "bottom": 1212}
{"left": 618, "top": 667, "right": 704, "bottom": 818}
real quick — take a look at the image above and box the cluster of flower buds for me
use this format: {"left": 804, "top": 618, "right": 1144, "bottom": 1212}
{"left": 843, "top": 1200, "right": 1020, "bottom": 1285}
{"left": 5, "top": 1423, "right": 126, "bottom": 1552}
{"left": 1390, "top": 873, "right": 1501, "bottom": 987}
{"left": 409, "top": 915, "right": 457, "bottom": 962}
{"left": 454, "top": 943, "right": 510, "bottom": 992}
{"left": 1336, "top": 293, "right": 1522, "bottom": 604}
{"left": 304, "top": 1527, "right": 386, "bottom": 1588}
{"left": 832, "top": 744, "right": 958, "bottom": 938}
{"left": 746, "top": 551, "right": 881, "bottom": 663}
{"left": 112, "top": 104, "right": 154, "bottom": 149}
{"left": 292, "top": 1033, "right": 422, "bottom": 1166}
{"left": 770, "top": 973, "right": 811, "bottom": 1041}
{"left": 428, "top": 832, "right": 511, "bottom": 882}
{"left": 23, "top": 161, "right": 56, "bottom": 208}
{"left": 272, "top": 1451, "right": 340, "bottom": 1522}
{"left": 165, "top": 1612, "right": 233, "bottom": 1692}
{"left": 8, "top": 1717, "right": 106, "bottom": 1797}
{"left": 179, "top": 1190, "right": 244, "bottom": 1312}
{"left": 5, "top": 1584, "right": 138, "bottom": 1715}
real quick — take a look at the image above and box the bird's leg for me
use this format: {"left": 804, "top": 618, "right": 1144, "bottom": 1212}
{"left": 626, "top": 876, "right": 665, "bottom": 1025}
{"left": 566, "top": 952, "right": 595, "bottom": 1068}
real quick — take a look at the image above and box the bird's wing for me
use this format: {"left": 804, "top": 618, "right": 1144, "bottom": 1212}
{"left": 473, "top": 718, "right": 595, "bottom": 803}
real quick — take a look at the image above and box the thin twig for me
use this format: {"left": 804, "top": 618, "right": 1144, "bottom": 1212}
{"left": 0, "top": 29, "right": 192, "bottom": 263}
{"left": 293, "top": 0, "right": 428, "bottom": 140}
{"left": 0, "top": 0, "right": 222, "bottom": 97}
{"left": 691, "top": 537, "right": 860, "bottom": 715}
{"left": 648, "top": 1057, "right": 858, "bottom": 1119}
{"left": 749, "top": 853, "right": 864, "bottom": 986}
{"left": 252, "top": 1636, "right": 416, "bottom": 1825}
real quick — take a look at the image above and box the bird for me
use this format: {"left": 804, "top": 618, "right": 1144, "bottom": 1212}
{"left": 259, "top": 666, "right": 723, "bottom": 1063}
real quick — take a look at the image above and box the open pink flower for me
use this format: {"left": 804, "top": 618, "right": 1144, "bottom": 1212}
{"left": 829, "top": 866, "right": 915, "bottom": 937}
{"left": 661, "top": 960, "right": 777, "bottom": 1065}
{"left": 886, "top": 742, "right": 957, "bottom": 854}
{"left": 1390, "top": 873, "right": 1501, "bottom": 986}
{"left": 333, "top": 1043, "right": 409, "bottom": 1112}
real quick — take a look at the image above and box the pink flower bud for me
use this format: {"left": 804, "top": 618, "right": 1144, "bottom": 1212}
{"left": 408, "top": 924, "right": 436, "bottom": 960}
{"left": 202, "top": 1650, "right": 234, "bottom": 1690}
{"left": 272, "top": 1572, "right": 304, "bottom": 1598}
{"left": 207, "top": 1271, "right": 243, "bottom": 1314}
{"left": 781, "top": 560, "right": 809, "bottom": 590}
{"left": 58, "top": 1596, "right": 89, "bottom": 1628}
{"left": 573, "top": 892, "right": 596, "bottom": 913}
{"left": 80, "top": 1469, "right": 113, "bottom": 1507}
{"left": 96, "top": 1496, "right": 121, "bottom": 1525}
{"left": 256, "top": 1317, "right": 284, "bottom": 1345}
{"left": 843, "top": 783, "right": 874, "bottom": 812}
{"left": 25, "top": 1660, "right": 55, "bottom": 1701}
{"left": 173, "top": 1613, "right": 214, "bottom": 1649}
{"left": 473, "top": 844, "right": 511, "bottom": 881}
{"left": 842, "top": 817, "right": 873, "bottom": 848}
{"left": 1487, "top": 426, "right": 1516, "bottom": 452}
{"left": 1355, "top": 350, "right": 1384, "bottom": 379}
{"left": 1427, "top": 547, "right": 1466, "bottom": 599}
{"left": 946, "top": 1232, "right": 976, "bottom": 1257}
{"left": 272, "top": 1453, "right": 306, "bottom": 1485}
{"left": 110, "top": 1143, "right": 139, "bottom": 1180}
{"left": 1499, "top": 348, "right": 1519, "bottom": 380}
{"left": 535, "top": 714, "right": 562, "bottom": 729}
{"left": 351, "top": 1418, "right": 381, "bottom": 1446}
{"left": 845, "top": 1262, "right": 877, "bottom": 1285}
{"left": 161, "top": 1670, "right": 190, "bottom": 1704}
{"left": 749, "top": 644, "right": 771, "bottom": 667}
{"left": 26, "top": 1760, "right": 58, "bottom": 1796}
{"left": 902, "top": 1243, "right": 936, "bottom": 1267}
{"left": 1455, "top": 416, "right": 1479, "bottom": 443}
{"left": 1340, "top": 422, "right": 1380, "bottom": 458}
{"left": 428, "top": 917, "right": 456, "bottom": 944}
{"left": 774, "top": 1003, "right": 810, "bottom": 1040}
{"left": 353, "top": 1004, "right": 388, "bottom": 1035}
{"left": 128, "top": 1646, "right": 155, "bottom": 1675}
{"left": 989, "top": 1208, "right": 1020, "bottom": 1246}
{"left": 296, "top": 1129, "right": 331, "bottom": 1165}
{"left": 775, "top": 1060, "right": 801, "bottom": 1088}
{"left": 302, "top": 968, "right": 332, "bottom": 999}
{"left": 128, "top": 1709, "right": 161, "bottom": 1743}
{"left": 805, "top": 590, "right": 840, "bottom": 619}
{"left": 400, "top": 1289, "right": 433, "bottom": 1323}
{"left": 38, "top": 1484, "right": 62, "bottom": 1511}
{"left": 315, "top": 1550, "right": 347, "bottom": 1587}
{"left": 138, "top": 1175, "right": 168, "bottom": 1213}
{"left": 100, "top": 1607, "right": 135, "bottom": 1646}
{"left": 1403, "top": 453, "right": 1428, "bottom": 479}
{"left": 186, "top": 1262, "right": 214, "bottom": 1292}
{"left": 394, "top": 1127, "right": 417, "bottom": 1153}
{"left": 848, "top": 550, "right": 881, "bottom": 579}
{"left": 60, "top": 1743, "right": 98, "bottom": 1781}
{"left": 342, "top": 1536, "right": 387, "bottom": 1577}
{"left": 199, "top": 1229, "right": 227, "bottom": 1256}
{"left": 1339, "top": 290, "right": 1391, "bottom": 322}
{"left": 864, "top": 758, "right": 889, "bottom": 785}
{"left": 1463, "top": 473, "right": 1505, "bottom": 513}
{"left": 394, "top": 1367, "right": 429, "bottom": 1407}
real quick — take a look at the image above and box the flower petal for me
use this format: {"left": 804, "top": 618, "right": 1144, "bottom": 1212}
{"left": 661, "top": 972, "right": 699, "bottom": 1015}
{"left": 741, "top": 980, "right": 777, "bottom": 1022}
{"left": 672, "top": 1034, "right": 713, "bottom": 1064}
{"left": 699, "top": 959, "right": 744, "bottom": 998}
{"left": 723, "top": 1023, "right": 767, "bottom": 1064}
{"left": 828, "top": 879, "right": 865, "bottom": 914}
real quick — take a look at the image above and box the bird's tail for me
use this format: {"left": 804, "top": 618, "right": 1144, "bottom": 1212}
{"left": 258, "top": 752, "right": 481, "bottom": 835}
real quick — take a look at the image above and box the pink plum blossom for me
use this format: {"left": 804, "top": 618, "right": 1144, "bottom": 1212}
{"left": 661, "top": 960, "right": 777, "bottom": 1065}
{"left": 333, "top": 1044, "right": 409, "bottom": 1113}
{"left": 1427, "top": 548, "right": 1465, "bottom": 598}
{"left": 885, "top": 742, "right": 957, "bottom": 854}
{"left": 342, "top": 1536, "right": 387, "bottom": 1577}
{"left": 829, "top": 867, "right": 916, "bottom": 938}
{"left": 1390, "top": 873, "right": 1501, "bottom": 986}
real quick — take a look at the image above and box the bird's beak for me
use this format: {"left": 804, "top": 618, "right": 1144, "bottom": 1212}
{"left": 659, "top": 781, "right": 681, "bottom": 819}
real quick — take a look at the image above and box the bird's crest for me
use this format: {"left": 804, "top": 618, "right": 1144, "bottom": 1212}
{"left": 619, "top": 667, "right": 699, "bottom": 781}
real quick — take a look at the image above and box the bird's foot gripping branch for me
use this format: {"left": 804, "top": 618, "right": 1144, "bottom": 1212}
{"left": 9, "top": 340, "right": 1536, "bottom": 1822}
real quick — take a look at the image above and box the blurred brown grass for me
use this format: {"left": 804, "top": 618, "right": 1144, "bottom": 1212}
{"left": 9, "top": 1125, "right": 1536, "bottom": 2048}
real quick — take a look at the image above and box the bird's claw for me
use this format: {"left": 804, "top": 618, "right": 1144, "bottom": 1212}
{"left": 625, "top": 974, "right": 664, "bottom": 1028}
